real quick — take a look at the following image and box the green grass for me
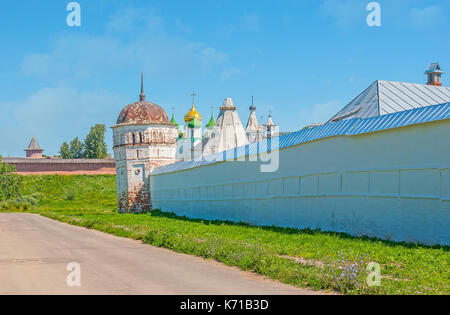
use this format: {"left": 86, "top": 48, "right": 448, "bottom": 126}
{"left": 20, "top": 175, "right": 117, "bottom": 211}
{"left": 3, "top": 175, "right": 449, "bottom": 295}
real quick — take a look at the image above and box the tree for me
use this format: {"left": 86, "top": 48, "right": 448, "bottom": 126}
{"left": 83, "top": 124, "right": 108, "bottom": 159}
{"left": 70, "top": 137, "right": 84, "bottom": 159}
{"left": 0, "top": 155, "right": 22, "bottom": 201}
{"left": 59, "top": 142, "right": 72, "bottom": 159}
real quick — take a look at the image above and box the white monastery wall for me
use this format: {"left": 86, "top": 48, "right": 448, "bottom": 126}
{"left": 150, "top": 119, "right": 450, "bottom": 245}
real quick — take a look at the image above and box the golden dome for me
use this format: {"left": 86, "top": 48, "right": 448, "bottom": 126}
{"left": 184, "top": 105, "right": 203, "bottom": 122}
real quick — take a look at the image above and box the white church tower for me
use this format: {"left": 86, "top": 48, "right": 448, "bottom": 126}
{"left": 246, "top": 97, "right": 261, "bottom": 143}
{"left": 112, "top": 74, "right": 178, "bottom": 213}
{"left": 179, "top": 93, "right": 204, "bottom": 161}
{"left": 203, "top": 98, "right": 249, "bottom": 155}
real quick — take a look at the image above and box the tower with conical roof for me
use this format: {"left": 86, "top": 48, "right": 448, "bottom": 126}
{"left": 246, "top": 96, "right": 260, "bottom": 143}
{"left": 203, "top": 98, "right": 249, "bottom": 156}
{"left": 264, "top": 112, "right": 279, "bottom": 138}
{"left": 25, "top": 137, "right": 44, "bottom": 158}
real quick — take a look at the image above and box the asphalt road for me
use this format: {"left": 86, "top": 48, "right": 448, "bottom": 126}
{"left": 0, "top": 213, "right": 320, "bottom": 295}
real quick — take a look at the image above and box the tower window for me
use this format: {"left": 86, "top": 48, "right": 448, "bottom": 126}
{"left": 132, "top": 133, "right": 136, "bottom": 144}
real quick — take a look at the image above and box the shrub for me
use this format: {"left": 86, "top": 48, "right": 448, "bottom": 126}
{"left": 0, "top": 192, "right": 43, "bottom": 212}
{"left": 0, "top": 155, "right": 23, "bottom": 202}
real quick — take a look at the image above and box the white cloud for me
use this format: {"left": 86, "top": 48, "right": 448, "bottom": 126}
{"left": 242, "top": 14, "right": 260, "bottom": 32}
{"left": 220, "top": 68, "right": 244, "bottom": 81}
{"left": 0, "top": 85, "right": 129, "bottom": 157}
{"left": 408, "top": 6, "right": 444, "bottom": 29}
{"left": 5, "top": 5, "right": 251, "bottom": 156}
{"left": 175, "top": 18, "right": 194, "bottom": 34}
{"left": 106, "top": 7, "right": 164, "bottom": 33}
{"left": 321, "top": 0, "right": 366, "bottom": 29}
{"left": 217, "top": 13, "right": 261, "bottom": 35}
{"left": 20, "top": 6, "right": 229, "bottom": 82}
{"left": 217, "top": 23, "right": 237, "bottom": 36}
{"left": 298, "top": 100, "right": 342, "bottom": 128}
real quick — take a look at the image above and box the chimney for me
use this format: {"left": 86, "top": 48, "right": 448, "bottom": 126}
{"left": 425, "top": 63, "right": 444, "bottom": 86}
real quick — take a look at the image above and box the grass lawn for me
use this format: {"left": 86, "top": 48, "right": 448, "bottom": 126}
{"left": 20, "top": 175, "right": 117, "bottom": 211}
{"left": 3, "top": 175, "right": 449, "bottom": 295}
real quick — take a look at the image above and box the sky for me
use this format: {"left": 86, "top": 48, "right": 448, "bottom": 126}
{"left": 1, "top": 0, "right": 449, "bottom": 157}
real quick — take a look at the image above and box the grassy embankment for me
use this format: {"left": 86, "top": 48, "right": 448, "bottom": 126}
{"left": 2, "top": 175, "right": 449, "bottom": 295}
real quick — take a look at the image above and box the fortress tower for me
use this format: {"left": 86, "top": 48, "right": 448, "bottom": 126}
{"left": 112, "top": 74, "right": 178, "bottom": 213}
{"left": 25, "top": 137, "right": 44, "bottom": 158}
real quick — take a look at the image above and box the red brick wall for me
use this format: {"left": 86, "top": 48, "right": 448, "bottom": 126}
{"left": 4, "top": 159, "right": 116, "bottom": 175}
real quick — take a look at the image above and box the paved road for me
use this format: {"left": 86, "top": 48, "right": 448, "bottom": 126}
{"left": 0, "top": 213, "right": 320, "bottom": 295}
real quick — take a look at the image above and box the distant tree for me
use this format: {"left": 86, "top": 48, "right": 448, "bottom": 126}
{"left": 70, "top": 137, "right": 84, "bottom": 159}
{"left": 83, "top": 124, "right": 108, "bottom": 159}
{"left": 0, "top": 155, "right": 22, "bottom": 201}
{"left": 59, "top": 142, "right": 72, "bottom": 159}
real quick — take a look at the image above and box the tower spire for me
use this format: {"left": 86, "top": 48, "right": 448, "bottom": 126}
{"left": 140, "top": 72, "right": 146, "bottom": 102}
{"left": 192, "top": 91, "right": 196, "bottom": 106}
{"left": 250, "top": 96, "right": 256, "bottom": 112}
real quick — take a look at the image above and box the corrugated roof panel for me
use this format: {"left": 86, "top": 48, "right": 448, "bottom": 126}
{"left": 407, "top": 83, "right": 438, "bottom": 105}
{"left": 379, "top": 81, "right": 417, "bottom": 111}
{"left": 388, "top": 82, "right": 426, "bottom": 108}
{"left": 412, "top": 84, "right": 447, "bottom": 104}
{"left": 330, "top": 80, "right": 450, "bottom": 123}
{"left": 422, "top": 84, "right": 450, "bottom": 102}
{"left": 329, "top": 81, "right": 379, "bottom": 121}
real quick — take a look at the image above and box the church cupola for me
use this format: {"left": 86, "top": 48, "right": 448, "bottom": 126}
{"left": 206, "top": 113, "right": 216, "bottom": 130}
{"left": 425, "top": 63, "right": 444, "bottom": 86}
{"left": 203, "top": 110, "right": 216, "bottom": 140}
{"left": 184, "top": 92, "right": 203, "bottom": 123}
{"left": 170, "top": 114, "right": 180, "bottom": 128}
{"left": 183, "top": 93, "right": 203, "bottom": 145}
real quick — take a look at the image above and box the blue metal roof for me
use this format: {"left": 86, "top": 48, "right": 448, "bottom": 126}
{"left": 152, "top": 102, "right": 450, "bottom": 175}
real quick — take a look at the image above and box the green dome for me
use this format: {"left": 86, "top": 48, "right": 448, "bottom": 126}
{"left": 170, "top": 114, "right": 179, "bottom": 128}
{"left": 188, "top": 117, "right": 202, "bottom": 128}
{"left": 206, "top": 114, "right": 215, "bottom": 129}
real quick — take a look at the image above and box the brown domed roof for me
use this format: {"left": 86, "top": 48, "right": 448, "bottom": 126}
{"left": 116, "top": 73, "right": 170, "bottom": 125}
{"left": 117, "top": 101, "right": 170, "bottom": 125}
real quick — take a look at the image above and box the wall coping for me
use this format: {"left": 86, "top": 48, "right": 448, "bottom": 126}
{"left": 2, "top": 158, "right": 115, "bottom": 164}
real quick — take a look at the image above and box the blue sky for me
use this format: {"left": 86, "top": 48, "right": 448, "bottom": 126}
{"left": 1, "top": 0, "right": 449, "bottom": 157}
